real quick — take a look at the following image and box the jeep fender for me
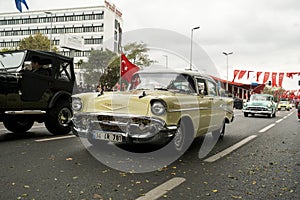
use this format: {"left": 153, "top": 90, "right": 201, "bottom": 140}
{"left": 48, "top": 91, "right": 72, "bottom": 109}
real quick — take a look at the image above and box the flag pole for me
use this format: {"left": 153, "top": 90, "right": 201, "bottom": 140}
{"left": 118, "top": 23, "right": 123, "bottom": 91}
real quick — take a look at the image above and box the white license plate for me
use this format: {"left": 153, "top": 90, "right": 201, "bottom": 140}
{"left": 93, "top": 132, "right": 123, "bottom": 142}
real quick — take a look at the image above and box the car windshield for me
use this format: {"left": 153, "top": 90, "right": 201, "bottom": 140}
{"left": 250, "top": 95, "right": 271, "bottom": 101}
{"left": 129, "top": 72, "right": 196, "bottom": 93}
{"left": 280, "top": 101, "right": 288, "bottom": 104}
{"left": 0, "top": 52, "right": 25, "bottom": 71}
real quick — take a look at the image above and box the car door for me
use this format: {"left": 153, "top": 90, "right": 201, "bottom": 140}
{"left": 206, "top": 79, "right": 225, "bottom": 131}
{"left": 195, "top": 78, "right": 212, "bottom": 135}
{"left": 19, "top": 70, "right": 52, "bottom": 102}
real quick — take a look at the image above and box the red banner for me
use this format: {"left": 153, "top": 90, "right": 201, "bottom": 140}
{"left": 263, "top": 72, "right": 270, "bottom": 84}
{"left": 232, "top": 70, "right": 240, "bottom": 82}
{"left": 238, "top": 70, "right": 247, "bottom": 80}
{"left": 271, "top": 72, "right": 277, "bottom": 87}
{"left": 247, "top": 70, "right": 254, "bottom": 79}
{"left": 256, "top": 72, "right": 263, "bottom": 82}
{"left": 278, "top": 73, "right": 284, "bottom": 87}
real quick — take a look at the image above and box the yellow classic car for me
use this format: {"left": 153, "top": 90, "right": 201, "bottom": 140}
{"left": 277, "top": 100, "right": 292, "bottom": 111}
{"left": 71, "top": 69, "right": 234, "bottom": 152}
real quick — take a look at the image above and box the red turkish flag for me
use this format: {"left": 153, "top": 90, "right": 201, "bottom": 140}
{"left": 120, "top": 54, "right": 139, "bottom": 82}
{"left": 247, "top": 70, "right": 254, "bottom": 79}
{"left": 278, "top": 72, "right": 284, "bottom": 87}
{"left": 271, "top": 72, "right": 277, "bottom": 87}
{"left": 256, "top": 72, "right": 263, "bottom": 82}
{"left": 263, "top": 72, "right": 270, "bottom": 84}
{"left": 232, "top": 70, "right": 240, "bottom": 82}
{"left": 238, "top": 70, "right": 247, "bottom": 80}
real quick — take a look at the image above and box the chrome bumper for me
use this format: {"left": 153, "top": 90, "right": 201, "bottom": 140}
{"left": 71, "top": 112, "right": 177, "bottom": 144}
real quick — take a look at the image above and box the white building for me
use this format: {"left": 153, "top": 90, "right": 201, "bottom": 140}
{"left": 0, "top": 0, "right": 123, "bottom": 64}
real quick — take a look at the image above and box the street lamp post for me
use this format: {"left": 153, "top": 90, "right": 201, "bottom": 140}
{"left": 222, "top": 51, "right": 233, "bottom": 92}
{"left": 44, "top": 11, "right": 53, "bottom": 52}
{"left": 189, "top": 26, "right": 200, "bottom": 70}
{"left": 162, "top": 55, "right": 168, "bottom": 69}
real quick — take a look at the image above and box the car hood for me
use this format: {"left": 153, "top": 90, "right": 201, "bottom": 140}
{"left": 74, "top": 90, "right": 180, "bottom": 116}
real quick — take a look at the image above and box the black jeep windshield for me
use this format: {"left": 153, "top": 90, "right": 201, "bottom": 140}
{"left": 129, "top": 72, "right": 196, "bottom": 93}
{"left": 0, "top": 52, "right": 25, "bottom": 70}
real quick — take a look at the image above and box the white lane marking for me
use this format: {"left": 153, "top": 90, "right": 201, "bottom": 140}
{"left": 283, "top": 116, "right": 288, "bottom": 119}
{"left": 259, "top": 123, "right": 275, "bottom": 133}
{"left": 203, "top": 135, "right": 257, "bottom": 163}
{"left": 35, "top": 135, "right": 76, "bottom": 142}
{"left": 276, "top": 119, "right": 283, "bottom": 123}
{"left": 136, "top": 177, "right": 186, "bottom": 200}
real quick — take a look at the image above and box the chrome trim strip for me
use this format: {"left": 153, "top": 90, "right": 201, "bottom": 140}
{"left": 5, "top": 110, "right": 46, "bottom": 115}
{"left": 169, "top": 107, "right": 209, "bottom": 112}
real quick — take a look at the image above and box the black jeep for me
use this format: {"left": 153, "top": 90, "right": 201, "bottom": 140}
{"left": 0, "top": 50, "right": 75, "bottom": 135}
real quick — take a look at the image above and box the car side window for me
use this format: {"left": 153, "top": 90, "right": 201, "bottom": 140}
{"left": 207, "top": 80, "right": 217, "bottom": 96}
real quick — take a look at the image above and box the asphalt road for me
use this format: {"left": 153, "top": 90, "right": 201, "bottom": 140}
{"left": 0, "top": 109, "right": 299, "bottom": 200}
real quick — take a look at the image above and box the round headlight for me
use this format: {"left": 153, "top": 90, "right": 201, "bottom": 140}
{"left": 151, "top": 101, "right": 166, "bottom": 116}
{"left": 72, "top": 97, "right": 82, "bottom": 111}
{"left": 267, "top": 103, "right": 271, "bottom": 108}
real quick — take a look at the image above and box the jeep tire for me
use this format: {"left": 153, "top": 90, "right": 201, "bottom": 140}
{"left": 45, "top": 100, "right": 72, "bottom": 135}
{"left": 3, "top": 118, "right": 34, "bottom": 134}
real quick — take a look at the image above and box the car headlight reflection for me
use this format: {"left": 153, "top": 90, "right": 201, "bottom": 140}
{"left": 151, "top": 100, "right": 166, "bottom": 116}
{"left": 72, "top": 97, "right": 83, "bottom": 111}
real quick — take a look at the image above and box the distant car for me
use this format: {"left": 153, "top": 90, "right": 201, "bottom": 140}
{"left": 277, "top": 101, "right": 292, "bottom": 111}
{"left": 242, "top": 94, "right": 277, "bottom": 118}
{"left": 71, "top": 69, "right": 234, "bottom": 152}
{"left": 233, "top": 97, "right": 243, "bottom": 109}
{"left": 0, "top": 50, "right": 75, "bottom": 134}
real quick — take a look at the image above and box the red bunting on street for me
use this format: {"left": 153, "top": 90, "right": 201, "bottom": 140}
{"left": 278, "top": 73, "right": 284, "bottom": 87}
{"left": 263, "top": 72, "right": 270, "bottom": 84}
{"left": 238, "top": 70, "right": 247, "bottom": 80}
{"left": 232, "top": 70, "right": 240, "bottom": 82}
{"left": 120, "top": 54, "right": 139, "bottom": 82}
{"left": 271, "top": 72, "right": 277, "bottom": 87}
{"left": 256, "top": 72, "right": 263, "bottom": 82}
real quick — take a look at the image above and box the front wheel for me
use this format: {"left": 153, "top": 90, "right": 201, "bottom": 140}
{"left": 3, "top": 118, "right": 34, "bottom": 134}
{"left": 173, "top": 118, "right": 193, "bottom": 153}
{"left": 45, "top": 100, "right": 72, "bottom": 135}
{"left": 244, "top": 112, "right": 248, "bottom": 117}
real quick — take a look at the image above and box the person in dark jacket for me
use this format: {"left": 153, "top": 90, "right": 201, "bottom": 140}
{"left": 31, "top": 56, "right": 50, "bottom": 76}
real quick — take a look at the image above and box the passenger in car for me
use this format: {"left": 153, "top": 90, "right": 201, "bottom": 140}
{"left": 30, "top": 56, "right": 50, "bottom": 76}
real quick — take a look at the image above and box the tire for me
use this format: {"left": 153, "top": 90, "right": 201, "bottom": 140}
{"left": 272, "top": 111, "right": 276, "bottom": 118}
{"left": 45, "top": 100, "right": 72, "bottom": 135}
{"left": 173, "top": 118, "right": 193, "bottom": 153}
{"left": 244, "top": 112, "right": 248, "bottom": 117}
{"left": 3, "top": 118, "right": 34, "bottom": 134}
{"left": 212, "top": 120, "right": 225, "bottom": 140}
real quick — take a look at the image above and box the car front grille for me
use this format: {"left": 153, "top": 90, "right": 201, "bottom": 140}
{"left": 246, "top": 106, "right": 268, "bottom": 111}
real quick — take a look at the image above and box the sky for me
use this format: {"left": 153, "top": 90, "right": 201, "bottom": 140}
{"left": 1, "top": 0, "right": 300, "bottom": 90}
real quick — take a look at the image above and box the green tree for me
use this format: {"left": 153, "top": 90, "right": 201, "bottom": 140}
{"left": 263, "top": 85, "right": 285, "bottom": 102}
{"left": 18, "top": 32, "right": 58, "bottom": 52}
{"left": 123, "top": 42, "right": 155, "bottom": 67}
{"left": 82, "top": 49, "right": 117, "bottom": 86}
{"left": 98, "top": 42, "right": 156, "bottom": 89}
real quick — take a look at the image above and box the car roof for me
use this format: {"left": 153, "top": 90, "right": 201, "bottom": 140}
{"left": 136, "top": 68, "right": 216, "bottom": 83}
{"left": 2, "top": 49, "right": 73, "bottom": 62}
